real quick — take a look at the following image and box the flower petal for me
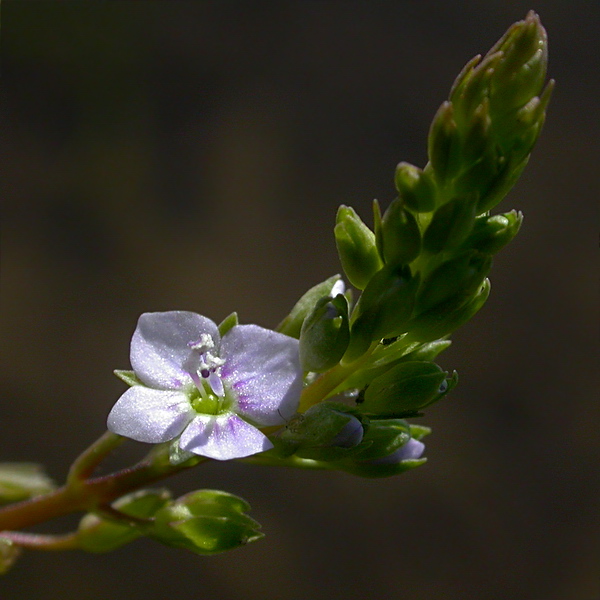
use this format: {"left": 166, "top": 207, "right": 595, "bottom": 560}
{"left": 179, "top": 413, "right": 273, "bottom": 460}
{"left": 131, "top": 311, "right": 220, "bottom": 390}
{"left": 220, "top": 325, "right": 302, "bottom": 426}
{"left": 107, "top": 386, "right": 194, "bottom": 443}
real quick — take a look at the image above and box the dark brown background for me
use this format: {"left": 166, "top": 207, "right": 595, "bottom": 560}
{"left": 1, "top": 2, "right": 598, "bottom": 599}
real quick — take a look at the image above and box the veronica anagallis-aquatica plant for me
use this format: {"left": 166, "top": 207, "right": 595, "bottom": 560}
{"left": 0, "top": 12, "right": 553, "bottom": 572}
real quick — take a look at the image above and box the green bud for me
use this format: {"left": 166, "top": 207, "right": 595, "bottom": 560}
{"left": 476, "top": 152, "right": 529, "bottom": 214}
{"left": 0, "top": 538, "right": 21, "bottom": 575}
{"left": 416, "top": 251, "right": 492, "bottom": 313}
{"left": 278, "top": 402, "right": 365, "bottom": 461}
{"left": 428, "top": 101, "right": 461, "bottom": 187}
{"left": 461, "top": 99, "right": 492, "bottom": 167}
{"left": 381, "top": 198, "right": 422, "bottom": 266}
{"left": 0, "top": 463, "right": 55, "bottom": 504}
{"left": 422, "top": 196, "right": 477, "bottom": 254}
{"left": 345, "top": 265, "right": 419, "bottom": 361}
{"left": 451, "top": 51, "right": 503, "bottom": 128}
{"left": 394, "top": 162, "right": 437, "bottom": 212}
{"left": 494, "top": 79, "right": 554, "bottom": 158}
{"left": 334, "top": 205, "right": 383, "bottom": 290}
{"left": 352, "top": 419, "right": 411, "bottom": 461}
{"left": 277, "top": 274, "right": 343, "bottom": 338}
{"left": 452, "top": 147, "right": 500, "bottom": 200}
{"left": 404, "top": 278, "right": 491, "bottom": 343}
{"left": 464, "top": 210, "right": 523, "bottom": 254}
{"left": 361, "top": 361, "right": 457, "bottom": 416}
{"left": 335, "top": 420, "right": 428, "bottom": 477}
{"left": 77, "top": 489, "right": 171, "bottom": 553}
{"left": 150, "top": 490, "right": 263, "bottom": 555}
{"left": 299, "top": 294, "right": 350, "bottom": 372}
{"left": 339, "top": 338, "right": 452, "bottom": 394}
{"left": 488, "top": 11, "right": 548, "bottom": 116}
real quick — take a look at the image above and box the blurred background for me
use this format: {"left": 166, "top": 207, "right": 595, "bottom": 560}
{"left": 1, "top": 1, "right": 598, "bottom": 599}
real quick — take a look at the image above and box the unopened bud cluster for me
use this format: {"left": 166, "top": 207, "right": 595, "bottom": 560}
{"left": 274, "top": 12, "right": 551, "bottom": 478}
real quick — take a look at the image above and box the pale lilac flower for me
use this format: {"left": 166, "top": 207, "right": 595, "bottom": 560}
{"left": 108, "top": 311, "right": 302, "bottom": 461}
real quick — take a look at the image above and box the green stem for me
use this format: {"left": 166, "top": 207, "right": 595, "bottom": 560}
{"left": 298, "top": 343, "right": 377, "bottom": 412}
{"left": 67, "top": 431, "right": 124, "bottom": 486}
{"left": 242, "top": 453, "right": 333, "bottom": 471}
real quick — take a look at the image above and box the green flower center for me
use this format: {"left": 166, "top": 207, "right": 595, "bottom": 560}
{"left": 189, "top": 381, "right": 233, "bottom": 416}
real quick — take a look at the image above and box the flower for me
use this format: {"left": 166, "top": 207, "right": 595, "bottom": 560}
{"left": 108, "top": 311, "right": 303, "bottom": 461}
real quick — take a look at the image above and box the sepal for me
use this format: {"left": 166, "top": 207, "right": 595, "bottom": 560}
{"left": 300, "top": 294, "right": 350, "bottom": 372}
{"left": 277, "top": 402, "right": 365, "bottom": 461}
{"left": 277, "top": 274, "right": 343, "bottom": 338}
{"left": 114, "top": 369, "right": 143, "bottom": 387}
{"left": 380, "top": 198, "right": 422, "bottom": 267}
{"left": 77, "top": 489, "right": 172, "bottom": 553}
{"left": 334, "top": 420, "right": 427, "bottom": 478}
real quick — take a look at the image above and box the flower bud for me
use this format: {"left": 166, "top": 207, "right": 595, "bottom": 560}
{"left": 422, "top": 196, "right": 477, "bottom": 254}
{"left": 463, "top": 210, "right": 523, "bottom": 254}
{"left": 416, "top": 251, "right": 491, "bottom": 313}
{"left": 380, "top": 198, "right": 422, "bottom": 267}
{"left": 335, "top": 420, "right": 428, "bottom": 477}
{"left": 428, "top": 101, "right": 461, "bottom": 187}
{"left": 150, "top": 490, "right": 263, "bottom": 555}
{"left": 279, "top": 402, "right": 365, "bottom": 461}
{"left": 461, "top": 99, "right": 492, "bottom": 167}
{"left": 77, "top": 489, "right": 171, "bottom": 553}
{"left": 334, "top": 205, "right": 383, "bottom": 290}
{"left": 488, "top": 11, "right": 548, "bottom": 117}
{"left": 394, "top": 162, "right": 437, "bottom": 212}
{"left": 277, "top": 274, "right": 343, "bottom": 338}
{"left": 404, "top": 278, "right": 490, "bottom": 343}
{"left": 369, "top": 437, "right": 425, "bottom": 464}
{"left": 475, "top": 152, "right": 529, "bottom": 214}
{"left": 345, "top": 265, "right": 419, "bottom": 361}
{"left": 360, "top": 361, "right": 457, "bottom": 416}
{"left": 0, "top": 462, "right": 55, "bottom": 504}
{"left": 300, "top": 294, "right": 350, "bottom": 372}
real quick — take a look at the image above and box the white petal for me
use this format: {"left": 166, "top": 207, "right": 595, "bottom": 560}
{"left": 179, "top": 413, "right": 273, "bottom": 460}
{"left": 220, "top": 325, "right": 303, "bottom": 426}
{"left": 130, "top": 311, "right": 220, "bottom": 390}
{"left": 107, "top": 386, "right": 194, "bottom": 443}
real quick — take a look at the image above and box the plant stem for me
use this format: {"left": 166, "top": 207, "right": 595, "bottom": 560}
{"left": 298, "top": 343, "right": 377, "bottom": 412}
{"left": 67, "top": 431, "right": 124, "bottom": 485}
{"left": 0, "top": 531, "right": 79, "bottom": 552}
{"left": 0, "top": 439, "right": 205, "bottom": 533}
